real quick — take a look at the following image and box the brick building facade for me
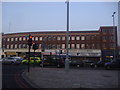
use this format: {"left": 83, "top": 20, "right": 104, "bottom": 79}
{"left": 2, "top": 26, "right": 118, "bottom": 61}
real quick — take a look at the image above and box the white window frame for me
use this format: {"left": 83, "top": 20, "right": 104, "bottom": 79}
{"left": 11, "top": 44, "right": 13, "bottom": 49}
{"left": 81, "top": 36, "right": 85, "bottom": 40}
{"left": 68, "top": 37, "right": 71, "bottom": 40}
{"left": 7, "top": 38, "right": 10, "bottom": 41}
{"left": 35, "top": 37, "right": 38, "bottom": 41}
{"left": 7, "top": 45, "right": 9, "bottom": 49}
{"left": 68, "top": 44, "right": 70, "bottom": 49}
{"left": 15, "top": 38, "right": 18, "bottom": 41}
{"left": 15, "top": 44, "right": 17, "bottom": 48}
{"left": 62, "top": 44, "right": 65, "bottom": 49}
{"left": 76, "top": 44, "right": 80, "bottom": 49}
{"left": 71, "top": 36, "right": 75, "bottom": 40}
{"left": 11, "top": 38, "right": 14, "bottom": 41}
{"left": 81, "top": 44, "right": 85, "bottom": 49}
{"left": 40, "top": 37, "right": 42, "bottom": 41}
{"left": 62, "top": 37, "right": 65, "bottom": 40}
{"left": 76, "top": 36, "right": 80, "bottom": 40}
{"left": 57, "top": 37, "right": 61, "bottom": 40}
{"left": 23, "top": 37, "right": 26, "bottom": 41}
{"left": 19, "top": 37, "right": 22, "bottom": 41}
{"left": 71, "top": 44, "right": 75, "bottom": 49}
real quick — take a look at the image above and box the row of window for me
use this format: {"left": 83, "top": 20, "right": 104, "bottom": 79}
{"left": 102, "top": 36, "right": 114, "bottom": 40}
{"left": 3, "top": 35, "right": 104, "bottom": 42}
{"left": 101, "top": 29, "right": 114, "bottom": 33}
{"left": 3, "top": 43, "right": 114, "bottom": 49}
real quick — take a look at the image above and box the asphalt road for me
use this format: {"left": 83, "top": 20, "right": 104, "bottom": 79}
{"left": 2, "top": 64, "right": 34, "bottom": 89}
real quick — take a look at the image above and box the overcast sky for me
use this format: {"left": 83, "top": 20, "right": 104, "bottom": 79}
{"left": 2, "top": 1, "right": 118, "bottom": 33}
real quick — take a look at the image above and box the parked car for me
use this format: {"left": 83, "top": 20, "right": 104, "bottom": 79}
{"left": 22, "top": 57, "right": 41, "bottom": 64}
{"left": 105, "top": 59, "right": 120, "bottom": 70}
{"left": 69, "top": 59, "right": 84, "bottom": 67}
{"left": 40, "top": 56, "right": 64, "bottom": 68}
{"left": 83, "top": 60, "right": 95, "bottom": 67}
{"left": 2, "top": 57, "right": 24, "bottom": 65}
{"left": 90, "top": 60, "right": 107, "bottom": 68}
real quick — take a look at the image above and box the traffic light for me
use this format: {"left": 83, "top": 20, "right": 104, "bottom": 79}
{"left": 28, "top": 34, "right": 33, "bottom": 46}
{"left": 32, "top": 43, "right": 39, "bottom": 50}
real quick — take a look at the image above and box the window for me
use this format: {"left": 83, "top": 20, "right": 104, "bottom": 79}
{"left": 91, "top": 36, "right": 94, "bottom": 40}
{"left": 39, "top": 44, "right": 41, "bottom": 49}
{"left": 7, "top": 38, "right": 10, "bottom": 41}
{"left": 27, "top": 37, "right": 29, "bottom": 40}
{"left": 68, "top": 44, "right": 70, "bottom": 49}
{"left": 35, "top": 37, "right": 38, "bottom": 41}
{"left": 19, "top": 44, "right": 21, "bottom": 48}
{"left": 71, "top": 44, "right": 75, "bottom": 49}
{"left": 96, "top": 44, "right": 100, "bottom": 49}
{"left": 110, "top": 36, "right": 114, "bottom": 40}
{"left": 102, "top": 44, "right": 106, "bottom": 48}
{"left": 7, "top": 45, "right": 9, "bottom": 49}
{"left": 53, "top": 37, "right": 56, "bottom": 41}
{"left": 71, "top": 36, "right": 75, "bottom": 40}
{"left": 19, "top": 37, "right": 22, "bottom": 41}
{"left": 52, "top": 44, "right": 57, "bottom": 49}
{"left": 81, "top": 44, "right": 85, "bottom": 49}
{"left": 76, "top": 44, "right": 80, "bottom": 49}
{"left": 86, "top": 36, "right": 90, "bottom": 40}
{"left": 23, "top": 44, "right": 26, "bottom": 48}
{"left": 32, "top": 37, "right": 35, "bottom": 41}
{"left": 11, "top": 44, "right": 13, "bottom": 49}
{"left": 92, "top": 44, "right": 95, "bottom": 49}
{"left": 57, "top": 37, "right": 61, "bottom": 40}
{"left": 62, "top": 44, "right": 65, "bottom": 49}
{"left": 110, "top": 43, "right": 114, "bottom": 48}
{"left": 57, "top": 44, "right": 61, "bottom": 49}
{"left": 76, "top": 36, "right": 80, "bottom": 40}
{"left": 68, "top": 37, "right": 71, "bottom": 40}
{"left": 23, "top": 37, "right": 26, "bottom": 41}
{"left": 11, "top": 38, "right": 14, "bottom": 41}
{"left": 62, "top": 37, "right": 65, "bottom": 40}
{"left": 81, "top": 36, "right": 85, "bottom": 40}
{"left": 102, "top": 36, "right": 108, "bottom": 40}
{"left": 86, "top": 44, "right": 89, "bottom": 49}
{"left": 15, "top": 44, "right": 17, "bottom": 48}
{"left": 40, "top": 37, "right": 42, "bottom": 41}
{"left": 15, "top": 38, "right": 17, "bottom": 41}
{"left": 48, "top": 37, "right": 52, "bottom": 41}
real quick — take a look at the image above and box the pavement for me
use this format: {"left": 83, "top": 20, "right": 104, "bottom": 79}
{"left": 22, "top": 66, "right": 120, "bottom": 89}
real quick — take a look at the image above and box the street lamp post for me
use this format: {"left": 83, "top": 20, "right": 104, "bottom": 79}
{"left": 65, "top": 0, "right": 69, "bottom": 71}
{"left": 112, "top": 12, "right": 116, "bottom": 60}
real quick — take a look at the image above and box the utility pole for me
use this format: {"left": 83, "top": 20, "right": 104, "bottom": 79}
{"left": 65, "top": 0, "right": 69, "bottom": 71}
{"left": 112, "top": 12, "right": 116, "bottom": 60}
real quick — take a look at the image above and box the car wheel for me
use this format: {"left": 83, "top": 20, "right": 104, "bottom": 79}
{"left": 94, "top": 65, "right": 97, "bottom": 68}
{"left": 77, "top": 65, "right": 80, "bottom": 67}
{"left": 57, "top": 64, "right": 60, "bottom": 68}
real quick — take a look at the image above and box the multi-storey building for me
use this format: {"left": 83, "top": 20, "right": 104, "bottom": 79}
{"left": 118, "top": 1, "right": 120, "bottom": 45}
{"left": 118, "top": 1, "right": 120, "bottom": 58}
{"left": 0, "top": 33, "right": 2, "bottom": 59}
{"left": 2, "top": 26, "right": 118, "bottom": 61}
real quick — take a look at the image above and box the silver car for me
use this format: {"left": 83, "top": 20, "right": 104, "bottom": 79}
{"left": 2, "top": 57, "right": 23, "bottom": 64}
